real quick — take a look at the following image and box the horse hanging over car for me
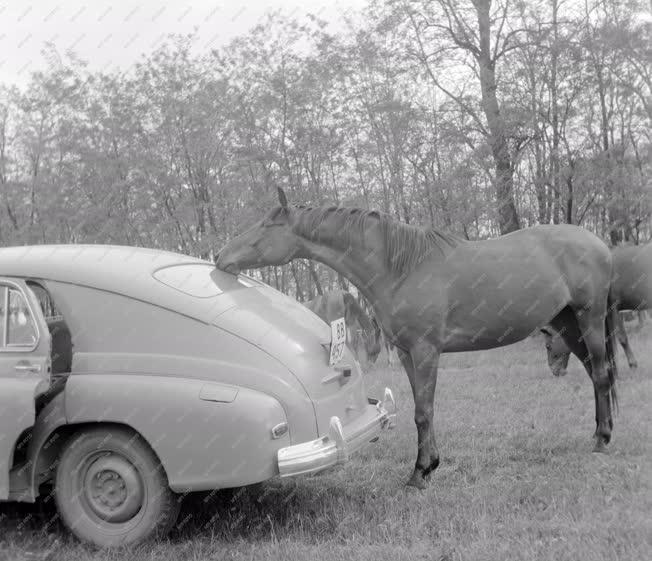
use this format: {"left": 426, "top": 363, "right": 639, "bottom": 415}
{"left": 216, "top": 188, "right": 618, "bottom": 489}
{"left": 304, "top": 290, "right": 382, "bottom": 364}
{"left": 541, "top": 242, "right": 652, "bottom": 376}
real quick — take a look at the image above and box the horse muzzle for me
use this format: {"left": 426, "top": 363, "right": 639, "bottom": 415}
{"left": 215, "top": 253, "right": 241, "bottom": 275}
{"left": 221, "top": 262, "right": 241, "bottom": 275}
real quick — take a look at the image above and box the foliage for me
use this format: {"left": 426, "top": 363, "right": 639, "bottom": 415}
{"left": 0, "top": 0, "right": 649, "bottom": 297}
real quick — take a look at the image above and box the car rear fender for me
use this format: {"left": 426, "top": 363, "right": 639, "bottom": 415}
{"left": 8, "top": 393, "right": 157, "bottom": 503}
{"left": 14, "top": 374, "right": 295, "bottom": 499}
{"left": 61, "top": 374, "right": 291, "bottom": 492}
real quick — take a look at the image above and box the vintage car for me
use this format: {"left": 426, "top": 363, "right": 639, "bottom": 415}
{"left": 0, "top": 245, "right": 395, "bottom": 547}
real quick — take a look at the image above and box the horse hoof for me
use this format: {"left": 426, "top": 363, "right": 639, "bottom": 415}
{"left": 630, "top": 362, "right": 638, "bottom": 370}
{"left": 405, "top": 474, "right": 428, "bottom": 490}
{"left": 592, "top": 440, "right": 608, "bottom": 453}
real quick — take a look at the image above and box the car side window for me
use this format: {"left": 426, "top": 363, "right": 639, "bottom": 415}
{"left": 5, "top": 287, "right": 38, "bottom": 347}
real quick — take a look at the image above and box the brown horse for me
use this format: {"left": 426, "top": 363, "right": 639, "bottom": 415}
{"left": 542, "top": 243, "right": 652, "bottom": 376}
{"left": 304, "top": 290, "right": 382, "bottom": 363}
{"left": 216, "top": 188, "right": 618, "bottom": 489}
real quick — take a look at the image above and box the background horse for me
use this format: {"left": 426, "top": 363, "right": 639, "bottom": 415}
{"left": 542, "top": 242, "right": 652, "bottom": 376}
{"left": 304, "top": 290, "right": 382, "bottom": 364}
{"left": 372, "top": 316, "right": 397, "bottom": 366}
{"left": 216, "top": 188, "right": 618, "bottom": 489}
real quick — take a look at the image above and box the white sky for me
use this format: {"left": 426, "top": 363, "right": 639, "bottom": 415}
{"left": 0, "top": 0, "right": 368, "bottom": 87}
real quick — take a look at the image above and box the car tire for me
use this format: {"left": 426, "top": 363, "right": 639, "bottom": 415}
{"left": 55, "top": 425, "right": 180, "bottom": 547}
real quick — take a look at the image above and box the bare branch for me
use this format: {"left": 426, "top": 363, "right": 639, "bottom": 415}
{"left": 403, "top": 4, "right": 488, "bottom": 136}
{"left": 492, "top": 0, "right": 510, "bottom": 62}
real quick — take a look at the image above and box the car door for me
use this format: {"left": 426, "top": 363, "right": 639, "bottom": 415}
{"left": 0, "top": 278, "right": 51, "bottom": 500}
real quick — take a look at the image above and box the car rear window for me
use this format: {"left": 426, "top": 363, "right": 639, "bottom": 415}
{"left": 153, "top": 264, "right": 225, "bottom": 298}
{"left": 236, "top": 274, "right": 265, "bottom": 288}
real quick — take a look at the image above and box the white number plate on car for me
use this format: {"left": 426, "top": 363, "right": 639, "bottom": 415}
{"left": 329, "top": 317, "right": 346, "bottom": 366}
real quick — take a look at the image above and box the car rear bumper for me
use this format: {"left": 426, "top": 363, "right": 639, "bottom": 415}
{"left": 277, "top": 387, "right": 396, "bottom": 478}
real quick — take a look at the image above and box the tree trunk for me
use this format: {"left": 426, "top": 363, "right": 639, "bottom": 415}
{"left": 565, "top": 175, "right": 574, "bottom": 224}
{"left": 290, "top": 261, "right": 304, "bottom": 301}
{"left": 550, "top": 0, "right": 561, "bottom": 224}
{"left": 473, "top": 0, "right": 520, "bottom": 234}
{"left": 308, "top": 262, "right": 324, "bottom": 296}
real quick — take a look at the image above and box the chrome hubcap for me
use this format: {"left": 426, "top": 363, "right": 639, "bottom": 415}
{"left": 83, "top": 454, "right": 144, "bottom": 523}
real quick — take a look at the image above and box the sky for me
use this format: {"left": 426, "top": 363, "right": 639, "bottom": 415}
{"left": 0, "top": 0, "right": 368, "bottom": 87}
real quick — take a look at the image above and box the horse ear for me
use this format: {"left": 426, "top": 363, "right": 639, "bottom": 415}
{"left": 277, "top": 187, "right": 288, "bottom": 208}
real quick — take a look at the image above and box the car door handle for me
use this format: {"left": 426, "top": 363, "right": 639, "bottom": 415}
{"left": 14, "top": 363, "right": 42, "bottom": 373}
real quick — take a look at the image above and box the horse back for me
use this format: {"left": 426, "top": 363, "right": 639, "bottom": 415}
{"left": 400, "top": 224, "right": 613, "bottom": 351}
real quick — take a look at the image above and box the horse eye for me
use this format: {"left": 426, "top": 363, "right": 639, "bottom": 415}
{"left": 545, "top": 343, "right": 551, "bottom": 350}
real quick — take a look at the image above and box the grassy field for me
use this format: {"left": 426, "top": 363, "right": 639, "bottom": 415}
{"left": 2, "top": 327, "right": 651, "bottom": 561}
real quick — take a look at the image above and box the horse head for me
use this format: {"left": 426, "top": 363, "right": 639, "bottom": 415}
{"left": 540, "top": 326, "right": 571, "bottom": 377}
{"left": 216, "top": 188, "right": 300, "bottom": 274}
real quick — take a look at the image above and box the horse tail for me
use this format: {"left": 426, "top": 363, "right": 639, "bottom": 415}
{"left": 605, "top": 285, "right": 619, "bottom": 414}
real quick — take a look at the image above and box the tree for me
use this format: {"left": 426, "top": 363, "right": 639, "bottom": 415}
{"left": 401, "top": 0, "right": 522, "bottom": 233}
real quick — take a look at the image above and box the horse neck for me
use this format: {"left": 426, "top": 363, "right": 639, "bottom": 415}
{"left": 295, "top": 236, "right": 392, "bottom": 306}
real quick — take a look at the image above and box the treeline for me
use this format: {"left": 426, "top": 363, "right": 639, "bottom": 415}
{"left": 0, "top": 0, "right": 649, "bottom": 299}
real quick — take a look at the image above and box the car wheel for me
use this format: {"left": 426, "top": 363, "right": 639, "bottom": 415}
{"left": 55, "top": 426, "right": 180, "bottom": 547}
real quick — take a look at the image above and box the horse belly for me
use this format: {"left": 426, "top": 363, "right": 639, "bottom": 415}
{"left": 443, "top": 315, "right": 536, "bottom": 352}
{"left": 442, "top": 266, "right": 568, "bottom": 352}
{"left": 616, "top": 270, "right": 652, "bottom": 311}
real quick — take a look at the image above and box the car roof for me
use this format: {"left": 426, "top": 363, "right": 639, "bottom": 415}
{"left": 0, "top": 244, "right": 236, "bottom": 323}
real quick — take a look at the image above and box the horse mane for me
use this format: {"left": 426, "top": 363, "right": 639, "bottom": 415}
{"left": 291, "top": 205, "right": 463, "bottom": 275}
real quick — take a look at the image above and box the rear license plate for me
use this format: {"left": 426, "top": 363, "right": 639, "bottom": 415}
{"left": 329, "top": 317, "right": 346, "bottom": 366}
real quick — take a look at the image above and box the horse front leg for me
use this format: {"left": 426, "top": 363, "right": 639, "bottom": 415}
{"left": 397, "top": 341, "right": 441, "bottom": 489}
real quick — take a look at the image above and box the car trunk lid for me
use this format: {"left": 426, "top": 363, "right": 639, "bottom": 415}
{"left": 212, "top": 284, "right": 370, "bottom": 434}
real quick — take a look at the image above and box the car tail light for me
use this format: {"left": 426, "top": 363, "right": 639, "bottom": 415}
{"left": 271, "top": 422, "right": 289, "bottom": 439}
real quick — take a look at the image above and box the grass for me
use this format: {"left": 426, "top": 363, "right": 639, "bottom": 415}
{"left": 2, "top": 325, "right": 651, "bottom": 561}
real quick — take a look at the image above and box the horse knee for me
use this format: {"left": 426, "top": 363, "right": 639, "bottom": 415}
{"left": 592, "top": 371, "right": 611, "bottom": 393}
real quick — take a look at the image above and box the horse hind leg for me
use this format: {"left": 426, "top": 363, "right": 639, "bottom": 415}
{"left": 615, "top": 312, "right": 637, "bottom": 369}
{"left": 398, "top": 343, "right": 441, "bottom": 490}
{"left": 580, "top": 310, "right": 615, "bottom": 450}
{"left": 551, "top": 306, "right": 614, "bottom": 451}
